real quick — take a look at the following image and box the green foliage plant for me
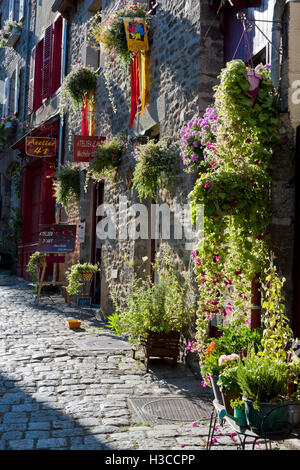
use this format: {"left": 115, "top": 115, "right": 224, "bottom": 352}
{"left": 59, "top": 62, "right": 98, "bottom": 116}
{"left": 107, "top": 251, "right": 196, "bottom": 347}
{"left": 187, "top": 60, "right": 285, "bottom": 354}
{"left": 53, "top": 162, "right": 81, "bottom": 211}
{"left": 132, "top": 139, "right": 179, "bottom": 200}
{"left": 88, "top": 2, "right": 151, "bottom": 68}
{"left": 236, "top": 353, "right": 290, "bottom": 409}
{"left": 86, "top": 135, "right": 125, "bottom": 184}
{"left": 26, "top": 252, "right": 46, "bottom": 285}
{"left": 66, "top": 263, "right": 99, "bottom": 295}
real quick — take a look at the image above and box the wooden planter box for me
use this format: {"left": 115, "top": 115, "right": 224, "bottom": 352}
{"left": 138, "top": 331, "right": 181, "bottom": 372}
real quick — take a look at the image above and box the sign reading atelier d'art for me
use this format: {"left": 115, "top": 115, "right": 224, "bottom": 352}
{"left": 73, "top": 135, "right": 106, "bottom": 162}
{"left": 124, "top": 18, "right": 149, "bottom": 51}
{"left": 37, "top": 224, "right": 76, "bottom": 254}
{"left": 25, "top": 136, "right": 57, "bottom": 157}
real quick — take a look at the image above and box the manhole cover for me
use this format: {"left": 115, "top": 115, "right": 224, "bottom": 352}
{"left": 129, "top": 396, "right": 213, "bottom": 425}
{"left": 72, "top": 335, "right": 132, "bottom": 350}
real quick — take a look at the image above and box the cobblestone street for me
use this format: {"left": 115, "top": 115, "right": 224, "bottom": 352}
{"left": 0, "top": 271, "right": 299, "bottom": 452}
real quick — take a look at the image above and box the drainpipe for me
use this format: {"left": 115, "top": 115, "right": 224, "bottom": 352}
{"left": 270, "top": 0, "right": 287, "bottom": 90}
{"left": 56, "top": 18, "right": 68, "bottom": 222}
{"left": 23, "top": 0, "right": 34, "bottom": 126}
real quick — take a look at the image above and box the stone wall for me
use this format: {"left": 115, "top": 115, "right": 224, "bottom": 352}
{"left": 0, "top": 0, "right": 33, "bottom": 269}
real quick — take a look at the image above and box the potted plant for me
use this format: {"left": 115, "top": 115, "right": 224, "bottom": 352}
{"left": 66, "top": 263, "right": 99, "bottom": 296}
{"left": 53, "top": 162, "right": 81, "bottom": 212}
{"left": 86, "top": 135, "right": 125, "bottom": 184}
{"left": 107, "top": 250, "right": 196, "bottom": 371}
{"left": 197, "top": 322, "right": 263, "bottom": 404}
{"left": 0, "top": 19, "right": 22, "bottom": 48}
{"left": 59, "top": 62, "right": 98, "bottom": 116}
{"left": 180, "top": 107, "right": 219, "bottom": 174}
{"left": 0, "top": 115, "right": 18, "bottom": 150}
{"left": 132, "top": 139, "right": 179, "bottom": 201}
{"left": 236, "top": 353, "right": 290, "bottom": 434}
{"left": 26, "top": 252, "right": 46, "bottom": 286}
{"left": 230, "top": 398, "right": 248, "bottom": 428}
{"left": 88, "top": 2, "right": 151, "bottom": 68}
{"left": 217, "top": 357, "right": 241, "bottom": 416}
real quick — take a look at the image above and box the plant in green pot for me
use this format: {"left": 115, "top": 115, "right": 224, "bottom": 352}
{"left": 236, "top": 353, "right": 290, "bottom": 434}
{"left": 107, "top": 250, "right": 196, "bottom": 371}
{"left": 217, "top": 355, "right": 241, "bottom": 417}
{"left": 230, "top": 398, "right": 248, "bottom": 428}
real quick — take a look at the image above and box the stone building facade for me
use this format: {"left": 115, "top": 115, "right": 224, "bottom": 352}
{"left": 0, "top": 0, "right": 28, "bottom": 269}
{"left": 1, "top": 0, "right": 299, "bottom": 335}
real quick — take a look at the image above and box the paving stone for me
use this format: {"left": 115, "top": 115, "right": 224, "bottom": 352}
{"left": 36, "top": 438, "right": 68, "bottom": 449}
{"left": 8, "top": 439, "right": 34, "bottom": 450}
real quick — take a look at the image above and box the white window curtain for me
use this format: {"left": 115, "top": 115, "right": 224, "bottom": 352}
{"left": 4, "top": 77, "right": 11, "bottom": 115}
{"left": 19, "top": 0, "right": 25, "bottom": 21}
{"left": 14, "top": 62, "right": 20, "bottom": 115}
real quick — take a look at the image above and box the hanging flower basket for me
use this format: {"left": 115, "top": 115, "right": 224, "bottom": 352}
{"left": 0, "top": 20, "right": 22, "bottom": 48}
{"left": 247, "top": 71, "right": 262, "bottom": 102}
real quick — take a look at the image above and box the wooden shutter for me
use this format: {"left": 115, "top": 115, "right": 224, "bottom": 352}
{"left": 14, "top": 61, "right": 20, "bottom": 115}
{"left": 51, "top": 16, "right": 63, "bottom": 96}
{"left": 34, "top": 39, "right": 44, "bottom": 110}
{"left": 42, "top": 25, "right": 53, "bottom": 100}
{"left": 27, "top": 46, "right": 36, "bottom": 114}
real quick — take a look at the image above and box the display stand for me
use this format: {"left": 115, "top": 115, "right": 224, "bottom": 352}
{"left": 34, "top": 253, "right": 70, "bottom": 306}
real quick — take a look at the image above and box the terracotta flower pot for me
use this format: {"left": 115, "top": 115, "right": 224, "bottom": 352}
{"left": 67, "top": 319, "right": 81, "bottom": 329}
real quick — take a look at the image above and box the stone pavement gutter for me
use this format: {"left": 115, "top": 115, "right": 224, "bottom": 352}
{"left": 0, "top": 271, "right": 299, "bottom": 451}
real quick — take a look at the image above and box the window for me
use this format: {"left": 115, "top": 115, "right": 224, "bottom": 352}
{"left": 28, "top": 16, "right": 63, "bottom": 114}
{"left": 8, "top": 0, "right": 15, "bottom": 21}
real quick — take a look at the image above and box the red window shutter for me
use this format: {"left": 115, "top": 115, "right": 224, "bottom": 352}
{"left": 42, "top": 25, "right": 53, "bottom": 100}
{"left": 51, "top": 16, "right": 63, "bottom": 96}
{"left": 33, "top": 39, "right": 44, "bottom": 111}
{"left": 28, "top": 47, "right": 36, "bottom": 114}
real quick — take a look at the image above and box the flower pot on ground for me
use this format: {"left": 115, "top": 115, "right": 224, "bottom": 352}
{"left": 196, "top": 322, "right": 263, "bottom": 402}
{"left": 67, "top": 319, "right": 82, "bottom": 329}
{"left": 140, "top": 331, "right": 181, "bottom": 372}
{"left": 236, "top": 354, "right": 291, "bottom": 434}
{"left": 66, "top": 263, "right": 98, "bottom": 296}
{"left": 217, "top": 356, "right": 241, "bottom": 416}
{"left": 107, "top": 248, "right": 196, "bottom": 370}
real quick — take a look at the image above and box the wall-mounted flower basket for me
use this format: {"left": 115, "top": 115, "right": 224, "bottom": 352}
{"left": 0, "top": 20, "right": 22, "bottom": 48}
{"left": 0, "top": 115, "right": 19, "bottom": 150}
{"left": 88, "top": 2, "right": 152, "bottom": 125}
{"left": 53, "top": 162, "right": 81, "bottom": 212}
{"left": 59, "top": 63, "right": 98, "bottom": 116}
{"left": 86, "top": 135, "right": 125, "bottom": 184}
{"left": 247, "top": 71, "right": 262, "bottom": 103}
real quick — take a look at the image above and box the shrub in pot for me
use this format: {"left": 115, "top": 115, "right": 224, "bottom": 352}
{"left": 53, "top": 162, "right": 81, "bottom": 212}
{"left": 236, "top": 353, "right": 290, "bottom": 434}
{"left": 107, "top": 250, "right": 196, "bottom": 370}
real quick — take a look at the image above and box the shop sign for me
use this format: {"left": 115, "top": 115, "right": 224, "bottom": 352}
{"left": 124, "top": 18, "right": 149, "bottom": 51}
{"left": 73, "top": 135, "right": 106, "bottom": 162}
{"left": 37, "top": 224, "right": 76, "bottom": 253}
{"left": 25, "top": 136, "right": 57, "bottom": 157}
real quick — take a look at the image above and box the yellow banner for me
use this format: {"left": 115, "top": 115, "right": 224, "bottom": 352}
{"left": 124, "top": 18, "right": 149, "bottom": 52}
